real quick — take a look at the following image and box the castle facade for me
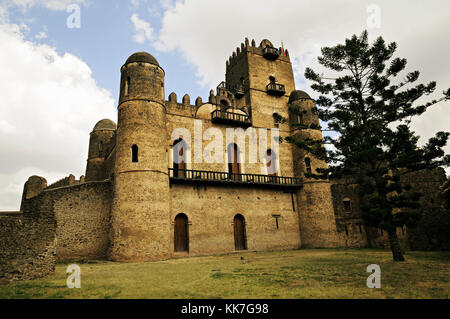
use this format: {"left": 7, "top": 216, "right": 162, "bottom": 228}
{"left": 1, "top": 39, "right": 446, "bottom": 282}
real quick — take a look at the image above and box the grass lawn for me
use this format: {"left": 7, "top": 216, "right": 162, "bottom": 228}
{"left": 0, "top": 249, "right": 448, "bottom": 299}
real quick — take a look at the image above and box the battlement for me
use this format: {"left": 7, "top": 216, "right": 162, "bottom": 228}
{"left": 165, "top": 91, "right": 202, "bottom": 118}
{"left": 226, "top": 38, "right": 290, "bottom": 70}
{"left": 46, "top": 174, "right": 85, "bottom": 190}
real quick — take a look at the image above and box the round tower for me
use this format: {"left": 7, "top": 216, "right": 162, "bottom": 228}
{"left": 289, "top": 90, "right": 339, "bottom": 248}
{"left": 109, "top": 52, "right": 170, "bottom": 261}
{"left": 85, "top": 119, "right": 116, "bottom": 182}
{"left": 288, "top": 90, "right": 325, "bottom": 175}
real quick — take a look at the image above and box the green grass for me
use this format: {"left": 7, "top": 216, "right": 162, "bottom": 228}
{"left": 0, "top": 249, "right": 448, "bottom": 299}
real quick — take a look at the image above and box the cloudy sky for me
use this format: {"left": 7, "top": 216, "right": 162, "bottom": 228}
{"left": 0, "top": 0, "right": 449, "bottom": 210}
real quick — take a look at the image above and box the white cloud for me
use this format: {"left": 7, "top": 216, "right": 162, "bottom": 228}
{"left": 34, "top": 30, "right": 46, "bottom": 39}
{"left": 153, "top": 0, "right": 450, "bottom": 167}
{"left": 131, "top": 13, "right": 153, "bottom": 44}
{"left": 0, "top": 22, "right": 116, "bottom": 210}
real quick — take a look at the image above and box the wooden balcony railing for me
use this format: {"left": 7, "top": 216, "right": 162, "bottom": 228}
{"left": 216, "top": 81, "right": 227, "bottom": 91}
{"left": 169, "top": 168, "right": 302, "bottom": 190}
{"left": 211, "top": 110, "right": 252, "bottom": 128}
{"left": 216, "top": 81, "right": 245, "bottom": 98}
{"left": 262, "top": 46, "right": 280, "bottom": 60}
{"left": 266, "top": 82, "right": 286, "bottom": 96}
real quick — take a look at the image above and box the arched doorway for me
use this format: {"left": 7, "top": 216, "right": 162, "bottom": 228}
{"left": 173, "top": 138, "right": 186, "bottom": 178}
{"left": 174, "top": 213, "right": 189, "bottom": 252}
{"left": 233, "top": 214, "right": 247, "bottom": 250}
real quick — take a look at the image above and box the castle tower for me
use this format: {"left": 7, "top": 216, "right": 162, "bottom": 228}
{"left": 109, "top": 52, "right": 171, "bottom": 261}
{"left": 85, "top": 119, "right": 116, "bottom": 182}
{"left": 225, "top": 39, "right": 295, "bottom": 127}
{"left": 225, "top": 38, "right": 338, "bottom": 248}
{"left": 289, "top": 91, "right": 339, "bottom": 247}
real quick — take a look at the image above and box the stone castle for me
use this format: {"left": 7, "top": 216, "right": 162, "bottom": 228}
{"left": 0, "top": 38, "right": 447, "bottom": 282}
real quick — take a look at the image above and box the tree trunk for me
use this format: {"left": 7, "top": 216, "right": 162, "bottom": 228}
{"left": 387, "top": 228, "right": 405, "bottom": 262}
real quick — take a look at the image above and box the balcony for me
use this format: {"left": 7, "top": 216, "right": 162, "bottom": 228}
{"left": 217, "top": 81, "right": 245, "bottom": 99}
{"left": 262, "top": 46, "right": 280, "bottom": 60}
{"left": 169, "top": 168, "right": 302, "bottom": 191}
{"left": 216, "top": 81, "right": 227, "bottom": 91}
{"left": 211, "top": 110, "right": 252, "bottom": 128}
{"left": 266, "top": 82, "right": 286, "bottom": 96}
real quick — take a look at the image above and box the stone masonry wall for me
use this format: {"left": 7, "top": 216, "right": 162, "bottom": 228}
{"left": 47, "top": 181, "right": 112, "bottom": 260}
{"left": 401, "top": 168, "right": 449, "bottom": 250}
{"left": 169, "top": 184, "right": 300, "bottom": 256}
{"left": 0, "top": 193, "right": 56, "bottom": 283}
{"left": 331, "top": 179, "right": 414, "bottom": 250}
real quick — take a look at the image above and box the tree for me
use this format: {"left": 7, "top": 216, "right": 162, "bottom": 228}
{"left": 288, "top": 31, "right": 450, "bottom": 261}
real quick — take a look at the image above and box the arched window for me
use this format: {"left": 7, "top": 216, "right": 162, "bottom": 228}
{"left": 131, "top": 144, "right": 138, "bottom": 163}
{"left": 220, "top": 99, "right": 228, "bottom": 109}
{"left": 233, "top": 214, "right": 247, "bottom": 250}
{"left": 174, "top": 213, "right": 188, "bottom": 252}
{"left": 297, "top": 112, "right": 304, "bottom": 125}
{"left": 173, "top": 138, "right": 186, "bottom": 178}
{"left": 343, "top": 198, "right": 352, "bottom": 213}
{"left": 266, "top": 149, "right": 277, "bottom": 177}
{"left": 227, "top": 143, "right": 241, "bottom": 181}
{"left": 305, "top": 157, "right": 312, "bottom": 174}
{"left": 124, "top": 77, "right": 130, "bottom": 96}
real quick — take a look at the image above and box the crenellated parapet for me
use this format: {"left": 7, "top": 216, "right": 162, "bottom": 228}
{"left": 165, "top": 92, "right": 199, "bottom": 118}
{"left": 46, "top": 174, "right": 85, "bottom": 190}
{"left": 226, "top": 37, "right": 290, "bottom": 72}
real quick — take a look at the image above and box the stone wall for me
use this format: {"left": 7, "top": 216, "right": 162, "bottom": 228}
{"left": 331, "top": 181, "right": 368, "bottom": 247}
{"left": 0, "top": 193, "right": 56, "bottom": 283}
{"left": 329, "top": 170, "right": 446, "bottom": 250}
{"left": 401, "top": 168, "right": 449, "bottom": 250}
{"left": 365, "top": 225, "right": 408, "bottom": 250}
{"left": 46, "top": 181, "right": 112, "bottom": 260}
{"left": 168, "top": 184, "right": 300, "bottom": 256}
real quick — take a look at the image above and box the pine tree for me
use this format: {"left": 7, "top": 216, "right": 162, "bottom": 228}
{"left": 289, "top": 31, "right": 450, "bottom": 261}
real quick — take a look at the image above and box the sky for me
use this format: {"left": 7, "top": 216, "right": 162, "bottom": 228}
{"left": 0, "top": 0, "right": 449, "bottom": 210}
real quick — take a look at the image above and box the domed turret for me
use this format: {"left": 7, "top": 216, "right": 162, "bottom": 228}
{"left": 119, "top": 51, "right": 164, "bottom": 105}
{"left": 125, "top": 52, "right": 159, "bottom": 66}
{"left": 288, "top": 90, "right": 311, "bottom": 103}
{"left": 93, "top": 119, "right": 117, "bottom": 132}
{"left": 288, "top": 89, "right": 318, "bottom": 130}
{"left": 85, "top": 119, "right": 116, "bottom": 182}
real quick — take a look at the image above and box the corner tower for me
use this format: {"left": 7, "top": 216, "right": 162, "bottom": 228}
{"left": 85, "top": 119, "right": 116, "bottom": 182}
{"left": 109, "top": 52, "right": 171, "bottom": 261}
{"left": 289, "top": 90, "right": 339, "bottom": 247}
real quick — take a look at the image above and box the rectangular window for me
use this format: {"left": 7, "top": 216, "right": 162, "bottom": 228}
{"left": 132, "top": 144, "right": 138, "bottom": 162}
{"left": 272, "top": 214, "right": 280, "bottom": 230}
